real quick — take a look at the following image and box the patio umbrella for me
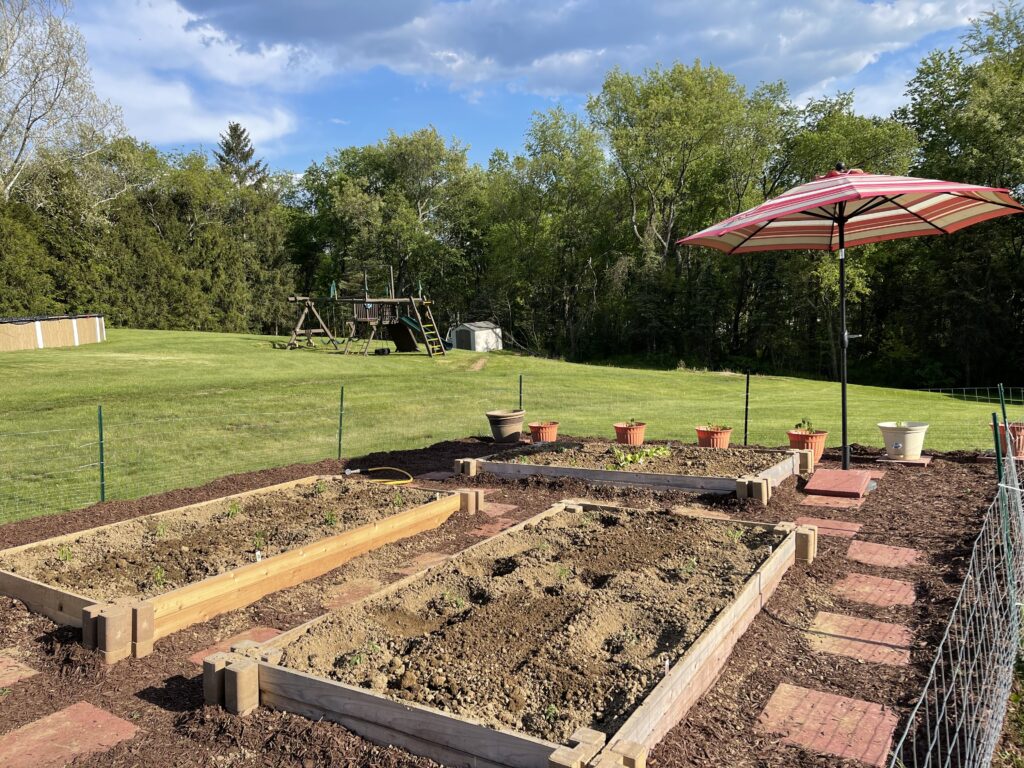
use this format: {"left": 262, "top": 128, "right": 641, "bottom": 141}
{"left": 680, "top": 164, "right": 1024, "bottom": 469}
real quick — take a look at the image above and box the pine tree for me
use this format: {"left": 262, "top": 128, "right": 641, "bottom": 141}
{"left": 213, "top": 122, "right": 268, "bottom": 187}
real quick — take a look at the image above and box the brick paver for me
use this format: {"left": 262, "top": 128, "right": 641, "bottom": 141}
{"left": 794, "top": 517, "right": 862, "bottom": 538}
{"left": 799, "top": 495, "right": 866, "bottom": 509}
{"left": 322, "top": 578, "right": 383, "bottom": 610}
{"left": 832, "top": 573, "right": 916, "bottom": 607}
{"left": 480, "top": 502, "right": 519, "bottom": 518}
{"left": 758, "top": 683, "right": 898, "bottom": 767}
{"left": 188, "top": 626, "right": 281, "bottom": 665}
{"left": 804, "top": 469, "right": 873, "bottom": 498}
{"left": 0, "top": 702, "right": 138, "bottom": 768}
{"left": 468, "top": 517, "right": 517, "bottom": 538}
{"left": 807, "top": 612, "right": 912, "bottom": 666}
{"left": 847, "top": 541, "right": 922, "bottom": 568}
{"left": 394, "top": 551, "right": 449, "bottom": 575}
{"left": 0, "top": 649, "right": 37, "bottom": 688}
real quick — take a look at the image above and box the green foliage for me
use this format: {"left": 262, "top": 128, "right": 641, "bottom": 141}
{"left": 214, "top": 122, "right": 268, "bottom": 188}
{"left": 226, "top": 501, "right": 241, "bottom": 519}
{"left": 610, "top": 445, "right": 670, "bottom": 468}
{"left": 323, "top": 509, "right": 338, "bottom": 526}
{"left": 57, "top": 544, "right": 73, "bottom": 562}
{"left": 152, "top": 565, "right": 165, "bottom": 587}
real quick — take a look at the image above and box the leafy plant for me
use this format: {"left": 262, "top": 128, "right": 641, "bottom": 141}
{"left": 556, "top": 565, "right": 571, "bottom": 582}
{"left": 323, "top": 510, "right": 338, "bottom": 526}
{"left": 253, "top": 531, "right": 267, "bottom": 551}
{"left": 0, "top": 687, "right": 11, "bottom": 699}
{"left": 726, "top": 527, "right": 744, "bottom": 543}
{"left": 313, "top": 479, "right": 327, "bottom": 497}
{"left": 154, "top": 521, "right": 168, "bottom": 538}
{"left": 793, "top": 417, "right": 822, "bottom": 433}
{"left": 57, "top": 544, "right": 73, "bottom": 562}
{"left": 703, "top": 423, "right": 731, "bottom": 430}
{"left": 611, "top": 445, "right": 670, "bottom": 468}
{"left": 226, "top": 501, "right": 241, "bottom": 519}
{"left": 152, "top": 565, "right": 166, "bottom": 588}
{"left": 681, "top": 556, "right": 698, "bottom": 576}
{"left": 543, "top": 703, "right": 559, "bottom": 723}
{"left": 392, "top": 489, "right": 404, "bottom": 508}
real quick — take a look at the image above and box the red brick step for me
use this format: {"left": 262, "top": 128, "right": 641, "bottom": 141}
{"left": 807, "top": 612, "right": 912, "bottom": 666}
{"left": 804, "top": 469, "right": 873, "bottom": 499}
{"left": 0, "top": 702, "right": 138, "bottom": 768}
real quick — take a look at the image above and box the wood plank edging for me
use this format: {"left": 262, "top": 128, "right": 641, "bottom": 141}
{"left": 475, "top": 460, "right": 736, "bottom": 492}
{"left": 0, "top": 570, "right": 95, "bottom": 627}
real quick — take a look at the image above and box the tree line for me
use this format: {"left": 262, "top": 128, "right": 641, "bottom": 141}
{"left": 2, "top": 1, "right": 1023, "bottom": 387}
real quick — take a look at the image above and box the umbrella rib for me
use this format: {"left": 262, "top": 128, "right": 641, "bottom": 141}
{"left": 881, "top": 195, "right": 949, "bottom": 235}
{"left": 727, "top": 219, "right": 775, "bottom": 254}
{"left": 846, "top": 197, "right": 890, "bottom": 217}
{"left": 946, "top": 191, "right": 1024, "bottom": 212}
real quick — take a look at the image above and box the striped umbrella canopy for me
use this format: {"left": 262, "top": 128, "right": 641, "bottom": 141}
{"left": 679, "top": 165, "right": 1024, "bottom": 468}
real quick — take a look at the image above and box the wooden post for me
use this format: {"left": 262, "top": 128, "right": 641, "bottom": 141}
{"left": 224, "top": 657, "right": 260, "bottom": 716}
{"left": 795, "top": 525, "right": 818, "bottom": 564}
{"left": 548, "top": 727, "right": 605, "bottom": 768}
{"left": 203, "top": 652, "right": 232, "bottom": 706}
{"left": 131, "top": 602, "right": 155, "bottom": 658}
{"left": 96, "top": 604, "right": 132, "bottom": 664}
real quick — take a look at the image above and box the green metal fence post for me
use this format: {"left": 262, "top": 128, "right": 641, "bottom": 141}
{"left": 337, "top": 385, "right": 345, "bottom": 460}
{"left": 993, "top": 412, "right": 1004, "bottom": 484}
{"left": 98, "top": 404, "right": 106, "bottom": 502}
{"left": 519, "top": 374, "right": 523, "bottom": 412}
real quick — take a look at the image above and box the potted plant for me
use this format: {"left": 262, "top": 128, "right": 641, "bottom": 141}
{"left": 696, "top": 424, "right": 732, "bottom": 448}
{"left": 878, "top": 420, "right": 929, "bottom": 461}
{"left": 992, "top": 421, "right": 1024, "bottom": 457}
{"left": 614, "top": 419, "right": 646, "bottom": 446}
{"left": 528, "top": 421, "right": 560, "bottom": 443}
{"left": 787, "top": 418, "right": 828, "bottom": 463}
{"left": 485, "top": 409, "right": 526, "bottom": 442}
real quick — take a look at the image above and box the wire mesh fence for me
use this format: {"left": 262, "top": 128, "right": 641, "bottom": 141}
{"left": 887, "top": 429, "right": 1023, "bottom": 767}
{"left": 0, "top": 373, "right": 1019, "bottom": 524}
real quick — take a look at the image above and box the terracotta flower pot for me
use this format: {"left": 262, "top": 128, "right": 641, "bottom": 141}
{"left": 614, "top": 422, "right": 646, "bottom": 446}
{"left": 485, "top": 410, "right": 525, "bottom": 442}
{"left": 787, "top": 429, "right": 828, "bottom": 463}
{"left": 992, "top": 422, "right": 1024, "bottom": 457}
{"left": 528, "top": 421, "right": 559, "bottom": 444}
{"left": 696, "top": 426, "right": 732, "bottom": 448}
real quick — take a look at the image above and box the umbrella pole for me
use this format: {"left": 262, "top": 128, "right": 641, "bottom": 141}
{"left": 839, "top": 219, "right": 850, "bottom": 470}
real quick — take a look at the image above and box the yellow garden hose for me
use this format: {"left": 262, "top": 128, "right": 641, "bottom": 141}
{"left": 344, "top": 466, "right": 414, "bottom": 485}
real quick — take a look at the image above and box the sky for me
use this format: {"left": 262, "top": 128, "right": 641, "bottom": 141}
{"left": 72, "top": 0, "right": 988, "bottom": 172}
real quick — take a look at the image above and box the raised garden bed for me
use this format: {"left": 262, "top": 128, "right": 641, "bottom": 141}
{"left": 206, "top": 500, "right": 814, "bottom": 768}
{"left": 0, "top": 476, "right": 468, "bottom": 662}
{"left": 456, "top": 441, "right": 805, "bottom": 500}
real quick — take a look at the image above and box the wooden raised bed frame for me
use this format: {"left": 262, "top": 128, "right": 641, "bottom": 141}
{"left": 454, "top": 446, "right": 811, "bottom": 504}
{"left": 206, "top": 500, "right": 818, "bottom": 768}
{"left": 0, "top": 475, "right": 471, "bottom": 663}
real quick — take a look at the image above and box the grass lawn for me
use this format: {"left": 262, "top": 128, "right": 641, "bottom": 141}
{"left": 0, "top": 328, "right": 1011, "bottom": 523}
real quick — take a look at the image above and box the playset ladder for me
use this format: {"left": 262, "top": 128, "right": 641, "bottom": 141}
{"left": 410, "top": 299, "right": 445, "bottom": 357}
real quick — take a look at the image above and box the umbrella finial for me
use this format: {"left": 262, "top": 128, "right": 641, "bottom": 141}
{"left": 835, "top": 161, "right": 847, "bottom": 173}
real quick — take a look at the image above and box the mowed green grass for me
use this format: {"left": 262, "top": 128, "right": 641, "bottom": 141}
{"left": 0, "top": 328, "right": 1009, "bottom": 523}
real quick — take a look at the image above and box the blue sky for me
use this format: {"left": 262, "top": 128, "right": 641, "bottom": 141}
{"left": 73, "top": 1, "right": 982, "bottom": 172}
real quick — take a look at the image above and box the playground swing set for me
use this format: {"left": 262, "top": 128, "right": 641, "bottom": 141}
{"left": 285, "top": 279, "right": 446, "bottom": 358}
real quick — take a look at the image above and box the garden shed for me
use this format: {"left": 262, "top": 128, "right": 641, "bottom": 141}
{"left": 449, "top": 321, "right": 502, "bottom": 352}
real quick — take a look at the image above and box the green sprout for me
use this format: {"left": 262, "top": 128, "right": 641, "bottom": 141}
{"left": 314, "top": 479, "right": 327, "bottom": 497}
{"left": 392, "top": 489, "right": 404, "bottom": 508}
{"left": 323, "top": 510, "right": 338, "bottom": 526}
{"left": 726, "top": 527, "right": 744, "bottom": 543}
{"left": 556, "top": 565, "right": 571, "bottom": 582}
{"left": 253, "top": 531, "right": 267, "bottom": 551}
{"left": 611, "top": 445, "right": 670, "bottom": 468}
{"left": 0, "top": 687, "right": 11, "bottom": 699}
{"left": 226, "top": 501, "right": 241, "bottom": 519}
{"left": 152, "top": 565, "right": 166, "bottom": 588}
{"left": 57, "top": 544, "right": 73, "bottom": 563}
{"left": 154, "top": 521, "right": 168, "bottom": 538}
{"left": 543, "top": 704, "right": 559, "bottom": 723}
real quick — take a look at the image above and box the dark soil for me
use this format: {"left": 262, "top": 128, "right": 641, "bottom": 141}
{"left": 0, "top": 479, "right": 438, "bottom": 600}
{"left": 0, "top": 436, "right": 998, "bottom": 767}
{"left": 283, "top": 506, "right": 780, "bottom": 742}
{"left": 490, "top": 440, "right": 789, "bottom": 477}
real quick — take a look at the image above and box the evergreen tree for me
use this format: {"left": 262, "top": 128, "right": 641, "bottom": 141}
{"left": 213, "top": 122, "right": 268, "bottom": 187}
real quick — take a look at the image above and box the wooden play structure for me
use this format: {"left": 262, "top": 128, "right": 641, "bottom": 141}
{"left": 286, "top": 293, "right": 446, "bottom": 357}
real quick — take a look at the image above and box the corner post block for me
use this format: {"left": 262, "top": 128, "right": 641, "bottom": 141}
{"left": 548, "top": 727, "right": 606, "bottom": 768}
{"left": 795, "top": 524, "right": 818, "bottom": 564}
{"left": 224, "top": 656, "right": 260, "bottom": 716}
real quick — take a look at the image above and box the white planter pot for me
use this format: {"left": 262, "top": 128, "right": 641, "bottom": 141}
{"left": 877, "top": 421, "right": 929, "bottom": 460}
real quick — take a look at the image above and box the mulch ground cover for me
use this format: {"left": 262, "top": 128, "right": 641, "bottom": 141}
{"left": 0, "top": 437, "right": 998, "bottom": 767}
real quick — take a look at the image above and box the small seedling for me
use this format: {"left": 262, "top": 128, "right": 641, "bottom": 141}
{"left": 794, "top": 417, "right": 815, "bottom": 432}
{"left": 556, "top": 565, "right": 571, "bottom": 582}
{"left": 323, "top": 510, "right": 338, "bottom": 526}
{"left": 392, "top": 489, "right": 404, "bottom": 508}
{"left": 155, "top": 521, "right": 168, "bottom": 538}
{"left": 226, "top": 501, "right": 241, "bottom": 519}
{"left": 442, "top": 590, "right": 466, "bottom": 610}
{"left": 611, "top": 445, "right": 670, "bottom": 468}
{"left": 314, "top": 479, "right": 327, "bottom": 497}
{"left": 543, "top": 703, "right": 559, "bottom": 723}
{"left": 152, "top": 565, "right": 166, "bottom": 588}
{"left": 0, "top": 687, "right": 10, "bottom": 699}
{"left": 726, "top": 527, "right": 744, "bottom": 543}
{"left": 57, "top": 544, "right": 73, "bottom": 562}
{"left": 253, "top": 531, "right": 267, "bottom": 551}
{"left": 682, "top": 556, "right": 698, "bottom": 576}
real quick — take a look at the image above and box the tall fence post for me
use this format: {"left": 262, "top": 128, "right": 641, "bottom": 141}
{"left": 519, "top": 374, "right": 523, "bottom": 412}
{"left": 743, "top": 372, "right": 750, "bottom": 447}
{"left": 98, "top": 404, "right": 106, "bottom": 502}
{"left": 337, "top": 385, "right": 345, "bottom": 460}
